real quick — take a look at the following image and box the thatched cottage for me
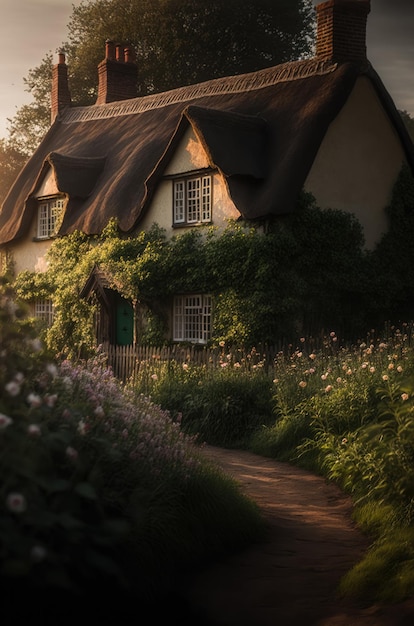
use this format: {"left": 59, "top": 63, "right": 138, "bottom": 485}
{"left": 1, "top": 0, "right": 413, "bottom": 344}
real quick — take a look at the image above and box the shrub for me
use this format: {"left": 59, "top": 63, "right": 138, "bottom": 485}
{"left": 0, "top": 279, "right": 266, "bottom": 621}
{"left": 130, "top": 350, "right": 274, "bottom": 447}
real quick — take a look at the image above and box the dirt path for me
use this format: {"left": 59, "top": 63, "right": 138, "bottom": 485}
{"left": 184, "top": 446, "right": 414, "bottom": 626}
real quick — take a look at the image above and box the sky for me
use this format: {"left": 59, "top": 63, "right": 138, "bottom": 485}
{"left": 0, "top": 0, "right": 413, "bottom": 139}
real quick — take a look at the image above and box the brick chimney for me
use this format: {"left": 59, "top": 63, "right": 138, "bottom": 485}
{"left": 95, "top": 40, "right": 138, "bottom": 105}
{"left": 315, "top": 0, "right": 371, "bottom": 63}
{"left": 51, "top": 50, "right": 72, "bottom": 123}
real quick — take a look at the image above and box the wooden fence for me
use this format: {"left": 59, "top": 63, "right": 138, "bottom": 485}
{"left": 102, "top": 342, "right": 287, "bottom": 381}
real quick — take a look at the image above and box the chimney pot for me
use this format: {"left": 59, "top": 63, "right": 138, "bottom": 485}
{"left": 116, "top": 44, "right": 125, "bottom": 63}
{"left": 105, "top": 40, "right": 116, "bottom": 61}
{"left": 124, "top": 46, "right": 134, "bottom": 63}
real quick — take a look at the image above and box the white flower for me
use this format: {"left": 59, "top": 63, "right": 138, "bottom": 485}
{"left": 45, "top": 394, "right": 58, "bottom": 407}
{"left": 77, "top": 420, "right": 88, "bottom": 435}
{"left": 46, "top": 363, "right": 58, "bottom": 378}
{"left": 27, "top": 424, "right": 41, "bottom": 437}
{"left": 5, "top": 380, "right": 20, "bottom": 397}
{"left": 27, "top": 393, "right": 42, "bottom": 408}
{"left": 94, "top": 405, "right": 104, "bottom": 418}
{"left": 299, "top": 380, "right": 307, "bottom": 388}
{"left": 6, "top": 493, "right": 27, "bottom": 513}
{"left": 325, "top": 385, "right": 333, "bottom": 393}
{"left": 401, "top": 393, "right": 409, "bottom": 402}
{"left": 0, "top": 413, "right": 13, "bottom": 429}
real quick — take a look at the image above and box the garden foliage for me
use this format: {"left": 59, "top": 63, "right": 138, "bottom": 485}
{"left": 0, "top": 278, "right": 265, "bottom": 621}
{"left": 13, "top": 170, "right": 414, "bottom": 357}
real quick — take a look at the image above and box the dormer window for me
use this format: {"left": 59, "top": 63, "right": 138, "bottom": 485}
{"left": 37, "top": 197, "right": 65, "bottom": 239}
{"left": 173, "top": 174, "right": 212, "bottom": 226}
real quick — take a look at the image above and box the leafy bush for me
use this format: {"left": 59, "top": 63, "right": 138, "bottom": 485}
{"left": 248, "top": 326, "right": 414, "bottom": 602}
{"left": 0, "top": 279, "right": 266, "bottom": 621}
{"left": 129, "top": 349, "right": 274, "bottom": 447}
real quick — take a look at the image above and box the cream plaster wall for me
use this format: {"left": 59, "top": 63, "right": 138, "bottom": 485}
{"left": 35, "top": 168, "right": 58, "bottom": 197}
{"left": 304, "top": 76, "right": 406, "bottom": 249}
{"left": 10, "top": 236, "right": 51, "bottom": 274}
{"left": 139, "top": 126, "right": 240, "bottom": 235}
{"left": 9, "top": 168, "right": 60, "bottom": 274}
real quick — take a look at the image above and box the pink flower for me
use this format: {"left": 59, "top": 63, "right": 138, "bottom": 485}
{"left": 27, "top": 424, "right": 41, "bottom": 437}
{"left": 5, "top": 380, "right": 20, "bottom": 397}
{"left": 401, "top": 393, "right": 409, "bottom": 401}
{"left": 27, "top": 393, "right": 42, "bottom": 408}
{"left": 0, "top": 413, "right": 13, "bottom": 429}
{"left": 66, "top": 446, "right": 78, "bottom": 461}
{"left": 299, "top": 380, "right": 307, "bottom": 388}
{"left": 6, "top": 493, "right": 27, "bottom": 513}
{"left": 45, "top": 394, "right": 58, "bottom": 407}
{"left": 325, "top": 385, "right": 333, "bottom": 393}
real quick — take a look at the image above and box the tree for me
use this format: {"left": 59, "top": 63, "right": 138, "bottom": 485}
{"left": 400, "top": 109, "right": 414, "bottom": 141}
{"left": 6, "top": 0, "right": 314, "bottom": 156}
{"left": 0, "top": 139, "right": 27, "bottom": 204}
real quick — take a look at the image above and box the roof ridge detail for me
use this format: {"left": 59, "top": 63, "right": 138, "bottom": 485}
{"left": 61, "top": 58, "right": 338, "bottom": 124}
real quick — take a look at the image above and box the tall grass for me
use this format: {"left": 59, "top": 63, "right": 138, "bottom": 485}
{"left": 128, "top": 349, "right": 274, "bottom": 447}
{"left": 128, "top": 326, "right": 414, "bottom": 603}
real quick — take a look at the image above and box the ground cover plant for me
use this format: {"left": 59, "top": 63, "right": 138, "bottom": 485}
{"left": 130, "top": 327, "right": 414, "bottom": 604}
{"left": 0, "top": 279, "right": 266, "bottom": 623}
{"left": 249, "top": 328, "right": 414, "bottom": 603}
{"left": 128, "top": 346, "right": 274, "bottom": 447}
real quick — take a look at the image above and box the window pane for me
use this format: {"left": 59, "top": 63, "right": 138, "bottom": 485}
{"left": 38, "top": 204, "right": 49, "bottom": 238}
{"left": 172, "top": 175, "right": 212, "bottom": 226}
{"left": 173, "top": 181, "right": 185, "bottom": 223}
{"left": 34, "top": 299, "right": 54, "bottom": 326}
{"left": 173, "top": 294, "right": 211, "bottom": 343}
{"left": 201, "top": 176, "right": 211, "bottom": 222}
{"left": 37, "top": 198, "right": 64, "bottom": 238}
{"left": 187, "top": 179, "right": 201, "bottom": 223}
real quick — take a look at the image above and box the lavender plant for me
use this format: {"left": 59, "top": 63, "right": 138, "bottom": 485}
{"left": 0, "top": 279, "right": 266, "bottom": 621}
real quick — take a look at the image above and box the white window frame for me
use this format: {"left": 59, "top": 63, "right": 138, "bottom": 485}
{"left": 173, "top": 294, "right": 212, "bottom": 344}
{"left": 173, "top": 174, "right": 212, "bottom": 226}
{"left": 34, "top": 299, "right": 55, "bottom": 327}
{"left": 37, "top": 197, "right": 65, "bottom": 239}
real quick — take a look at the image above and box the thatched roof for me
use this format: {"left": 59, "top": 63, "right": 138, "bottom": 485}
{"left": 1, "top": 57, "right": 413, "bottom": 245}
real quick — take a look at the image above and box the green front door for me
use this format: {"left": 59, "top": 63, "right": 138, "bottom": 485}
{"left": 116, "top": 298, "right": 134, "bottom": 345}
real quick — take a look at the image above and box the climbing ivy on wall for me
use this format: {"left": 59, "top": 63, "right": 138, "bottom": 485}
{"left": 12, "top": 169, "right": 414, "bottom": 357}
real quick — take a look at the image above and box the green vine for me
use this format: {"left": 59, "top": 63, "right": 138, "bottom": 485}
{"left": 9, "top": 170, "right": 414, "bottom": 356}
